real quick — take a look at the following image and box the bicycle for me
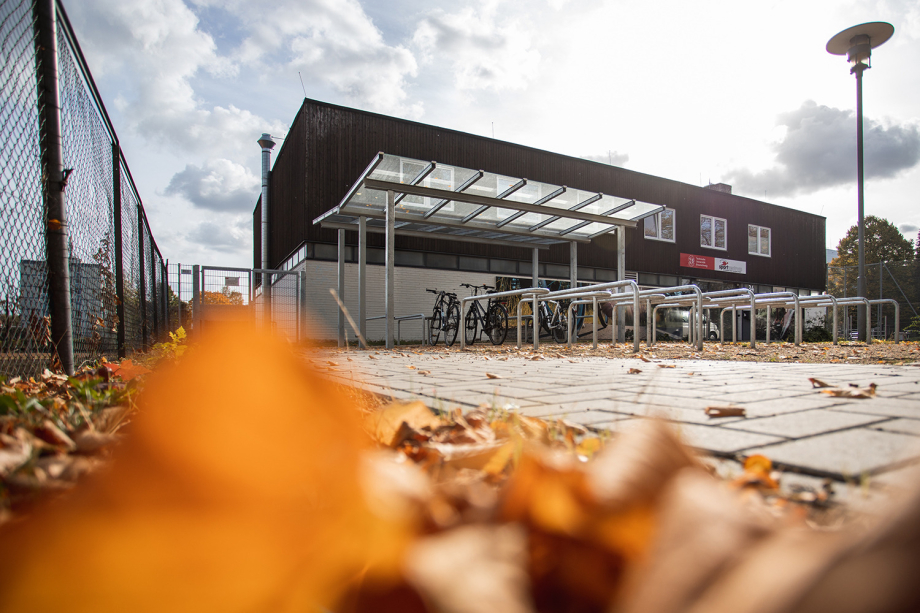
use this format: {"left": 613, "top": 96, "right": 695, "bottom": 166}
{"left": 461, "top": 283, "right": 509, "bottom": 346}
{"left": 524, "top": 297, "right": 569, "bottom": 344}
{"left": 426, "top": 288, "right": 461, "bottom": 347}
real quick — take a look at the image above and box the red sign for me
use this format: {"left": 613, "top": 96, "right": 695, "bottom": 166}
{"left": 680, "top": 253, "right": 714, "bottom": 270}
{"left": 680, "top": 253, "right": 747, "bottom": 274}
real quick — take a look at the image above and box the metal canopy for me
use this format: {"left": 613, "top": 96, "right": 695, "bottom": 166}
{"left": 314, "top": 152, "right": 664, "bottom": 245}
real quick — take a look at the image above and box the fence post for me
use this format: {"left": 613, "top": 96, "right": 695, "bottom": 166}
{"left": 137, "top": 206, "right": 147, "bottom": 351}
{"left": 163, "top": 261, "right": 168, "bottom": 335}
{"left": 34, "top": 0, "right": 74, "bottom": 374}
{"left": 150, "top": 247, "right": 158, "bottom": 344}
{"left": 192, "top": 265, "right": 200, "bottom": 336}
{"left": 112, "top": 144, "right": 126, "bottom": 358}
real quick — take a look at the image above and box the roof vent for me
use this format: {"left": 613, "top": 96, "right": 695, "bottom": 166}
{"left": 705, "top": 182, "right": 732, "bottom": 194}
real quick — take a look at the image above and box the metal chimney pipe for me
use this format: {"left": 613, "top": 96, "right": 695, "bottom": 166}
{"left": 257, "top": 133, "right": 276, "bottom": 271}
{"left": 257, "top": 133, "right": 275, "bottom": 329}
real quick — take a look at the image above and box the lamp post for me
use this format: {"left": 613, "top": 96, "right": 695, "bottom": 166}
{"left": 826, "top": 22, "right": 894, "bottom": 343}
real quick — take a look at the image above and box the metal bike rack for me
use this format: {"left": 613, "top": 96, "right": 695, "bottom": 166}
{"left": 537, "top": 280, "right": 642, "bottom": 352}
{"left": 458, "top": 287, "right": 549, "bottom": 351}
{"left": 367, "top": 312, "right": 427, "bottom": 346}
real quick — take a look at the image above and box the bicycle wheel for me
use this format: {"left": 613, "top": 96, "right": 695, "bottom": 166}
{"left": 464, "top": 305, "right": 479, "bottom": 345}
{"left": 429, "top": 305, "right": 442, "bottom": 345}
{"left": 552, "top": 312, "right": 568, "bottom": 344}
{"left": 487, "top": 303, "right": 508, "bottom": 345}
{"left": 445, "top": 303, "right": 460, "bottom": 347}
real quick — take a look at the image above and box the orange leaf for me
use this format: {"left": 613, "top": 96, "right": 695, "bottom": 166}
{"left": 0, "top": 323, "right": 405, "bottom": 612}
{"left": 111, "top": 359, "right": 151, "bottom": 381}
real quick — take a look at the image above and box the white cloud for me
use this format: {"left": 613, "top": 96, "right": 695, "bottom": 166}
{"left": 185, "top": 218, "right": 250, "bottom": 254}
{"left": 412, "top": 1, "right": 540, "bottom": 92}
{"left": 725, "top": 100, "right": 920, "bottom": 198}
{"left": 197, "top": 0, "right": 422, "bottom": 118}
{"left": 165, "top": 158, "right": 260, "bottom": 212}
{"left": 66, "top": 0, "right": 282, "bottom": 156}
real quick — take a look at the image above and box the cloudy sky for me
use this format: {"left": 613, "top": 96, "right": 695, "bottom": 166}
{"left": 66, "top": 0, "right": 920, "bottom": 268}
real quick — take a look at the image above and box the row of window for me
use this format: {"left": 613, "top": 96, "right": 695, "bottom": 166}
{"left": 644, "top": 210, "right": 772, "bottom": 257}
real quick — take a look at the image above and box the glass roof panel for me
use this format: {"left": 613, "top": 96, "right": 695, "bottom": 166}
{"left": 323, "top": 152, "right": 664, "bottom": 244}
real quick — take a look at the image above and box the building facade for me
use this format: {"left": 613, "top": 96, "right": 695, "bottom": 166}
{"left": 255, "top": 99, "right": 826, "bottom": 341}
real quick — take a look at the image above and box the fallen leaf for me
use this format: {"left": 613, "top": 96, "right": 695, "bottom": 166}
{"left": 808, "top": 378, "right": 834, "bottom": 388}
{"left": 370, "top": 401, "right": 443, "bottom": 447}
{"left": 820, "top": 383, "right": 877, "bottom": 399}
{"left": 657, "top": 364, "right": 676, "bottom": 369}
{"left": 407, "top": 365, "right": 416, "bottom": 369}
{"left": 417, "top": 370, "right": 431, "bottom": 376}
{"left": 628, "top": 368, "right": 642, "bottom": 374}
{"left": 111, "top": 359, "right": 151, "bottom": 381}
{"left": 486, "top": 373, "right": 503, "bottom": 379}
{"left": 639, "top": 356, "right": 652, "bottom": 363}
{"left": 704, "top": 407, "right": 746, "bottom": 418}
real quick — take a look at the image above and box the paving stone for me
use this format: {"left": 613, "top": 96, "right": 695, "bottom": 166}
{"left": 747, "top": 429, "right": 920, "bottom": 476}
{"left": 723, "top": 409, "right": 889, "bottom": 438}
{"left": 868, "top": 418, "right": 920, "bottom": 436}
{"left": 830, "top": 398, "right": 920, "bottom": 420}
{"left": 667, "top": 423, "right": 785, "bottom": 453}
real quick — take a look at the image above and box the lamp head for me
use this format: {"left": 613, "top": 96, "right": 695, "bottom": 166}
{"left": 827, "top": 22, "right": 894, "bottom": 71}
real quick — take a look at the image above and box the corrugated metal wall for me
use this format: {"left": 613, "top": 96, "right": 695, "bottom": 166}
{"left": 256, "top": 98, "right": 826, "bottom": 290}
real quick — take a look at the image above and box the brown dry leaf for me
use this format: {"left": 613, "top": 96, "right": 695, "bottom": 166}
{"left": 0, "top": 324, "right": 405, "bottom": 613}
{"left": 628, "top": 368, "right": 642, "bottom": 375}
{"left": 327, "top": 360, "right": 339, "bottom": 366}
{"left": 33, "top": 420, "right": 76, "bottom": 451}
{"left": 530, "top": 355, "right": 545, "bottom": 361}
{"left": 657, "top": 364, "right": 676, "bottom": 369}
{"left": 369, "top": 401, "right": 443, "bottom": 447}
{"left": 72, "top": 430, "right": 121, "bottom": 454}
{"left": 732, "top": 454, "right": 778, "bottom": 490}
{"left": 704, "top": 407, "right": 746, "bottom": 418}
{"left": 111, "top": 359, "right": 151, "bottom": 381}
{"left": 406, "top": 365, "right": 416, "bottom": 369}
{"left": 404, "top": 524, "right": 534, "bottom": 613}
{"left": 820, "top": 383, "right": 877, "bottom": 399}
{"left": 808, "top": 378, "right": 835, "bottom": 388}
{"left": 587, "top": 419, "right": 700, "bottom": 508}
{"left": 486, "top": 373, "right": 503, "bottom": 379}
{"left": 575, "top": 437, "right": 603, "bottom": 459}
{"left": 639, "top": 356, "right": 652, "bottom": 363}
{"left": 615, "top": 469, "right": 776, "bottom": 613}
{"left": 427, "top": 441, "right": 508, "bottom": 471}
{"left": 417, "top": 370, "right": 431, "bottom": 376}
{"left": 0, "top": 431, "right": 32, "bottom": 478}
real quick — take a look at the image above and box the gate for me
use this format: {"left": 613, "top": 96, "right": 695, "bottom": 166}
{"left": 189, "top": 266, "right": 307, "bottom": 342}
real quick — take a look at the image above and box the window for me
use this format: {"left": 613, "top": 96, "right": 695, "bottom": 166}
{"left": 700, "top": 214, "right": 726, "bottom": 250}
{"left": 748, "top": 224, "right": 771, "bottom": 257}
{"left": 644, "top": 208, "right": 675, "bottom": 242}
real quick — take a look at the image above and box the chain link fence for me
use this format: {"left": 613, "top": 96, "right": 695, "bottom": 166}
{"left": 827, "top": 259, "right": 919, "bottom": 339}
{"left": 0, "top": 0, "right": 169, "bottom": 377}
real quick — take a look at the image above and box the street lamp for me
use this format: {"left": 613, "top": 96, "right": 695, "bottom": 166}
{"left": 826, "top": 22, "right": 894, "bottom": 343}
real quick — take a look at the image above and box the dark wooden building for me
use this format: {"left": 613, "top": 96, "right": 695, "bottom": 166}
{"left": 255, "top": 98, "right": 826, "bottom": 294}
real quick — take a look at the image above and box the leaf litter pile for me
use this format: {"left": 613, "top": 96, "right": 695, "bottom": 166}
{"left": 449, "top": 339, "right": 920, "bottom": 365}
{"left": 1, "top": 326, "right": 919, "bottom": 613}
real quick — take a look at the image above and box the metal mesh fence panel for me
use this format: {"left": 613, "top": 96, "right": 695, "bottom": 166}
{"left": 827, "top": 259, "right": 919, "bottom": 339}
{"left": 56, "top": 13, "right": 118, "bottom": 365}
{"left": 120, "top": 171, "right": 143, "bottom": 354}
{"left": 0, "top": 0, "right": 49, "bottom": 377}
{"left": 0, "top": 0, "right": 172, "bottom": 375}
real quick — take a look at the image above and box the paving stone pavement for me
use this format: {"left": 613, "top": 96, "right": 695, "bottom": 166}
{"left": 312, "top": 348, "right": 920, "bottom": 482}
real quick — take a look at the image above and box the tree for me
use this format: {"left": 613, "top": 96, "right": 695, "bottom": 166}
{"left": 201, "top": 288, "right": 244, "bottom": 306}
{"left": 828, "top": 216, "right": 917, "bottom": 333}
{"left": 831, "top": 215, "right": 914, "bottom": 267}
